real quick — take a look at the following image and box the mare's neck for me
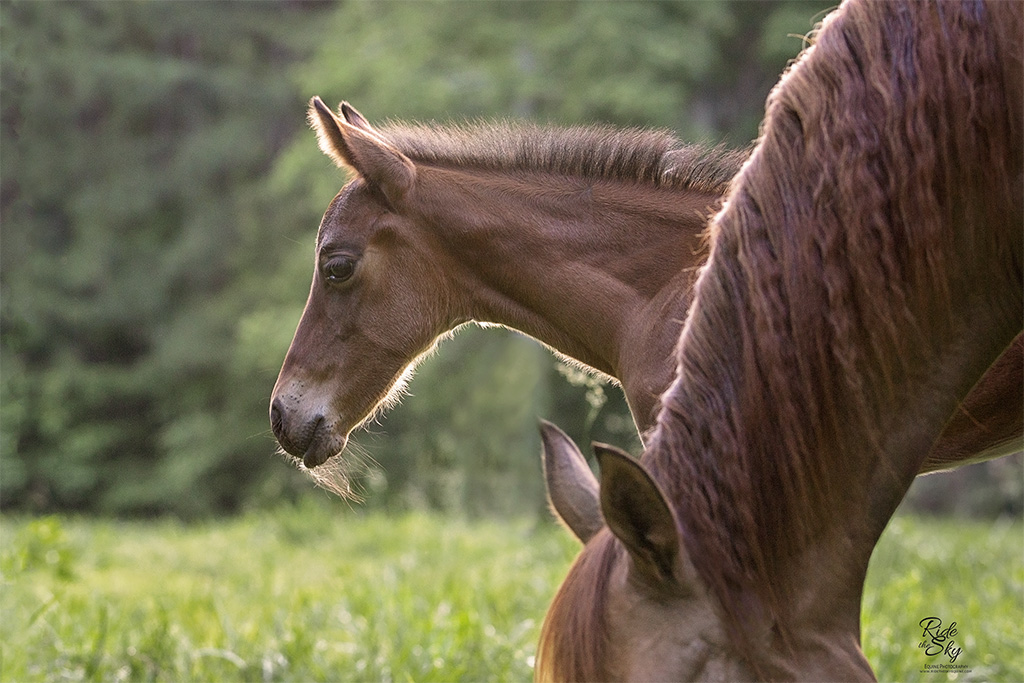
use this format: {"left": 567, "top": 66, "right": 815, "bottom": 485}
{"left": 418, "top": 167, "right": 716, "bottom": 428}
{"left": 755, "top": 538, "right": 878, "bottom": 681}
{"left": 648, "top": 212, "right": 1020, "bottom": 681}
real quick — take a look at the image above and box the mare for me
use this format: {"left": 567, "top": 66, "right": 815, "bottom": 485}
{"left": 537, "top": 1, "right": 1022, "bottom": 680}
{"left": 269, "top": 100, "right": 1020, "bottom": 485}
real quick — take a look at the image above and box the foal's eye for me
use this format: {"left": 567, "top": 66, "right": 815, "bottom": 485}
{"left": 322, "top": 256, "right": 357, "bottom": 285}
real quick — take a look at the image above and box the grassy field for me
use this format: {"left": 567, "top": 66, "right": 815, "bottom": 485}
{"left": 2, "top": 500, "right": 1021, "bottom": 682}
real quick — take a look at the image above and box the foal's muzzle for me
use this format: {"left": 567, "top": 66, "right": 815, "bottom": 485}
{"left": 270, "top": 399, "right": 336, "bottom": 468}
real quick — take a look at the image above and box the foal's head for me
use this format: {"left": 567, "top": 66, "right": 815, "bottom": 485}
{"left": 270, "top": 98, "right": 460, "bottom": 468}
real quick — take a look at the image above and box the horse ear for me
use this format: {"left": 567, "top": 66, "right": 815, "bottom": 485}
{"left": 539, "top": 420, "right": 604, "bottom": 544}
{"left": 308, "top": 96, "right": 415, "bottom": 205}
{"left": 594, "top": 443, "right": 681, "bottom": 585}
{"left": 338, "top": 101, "right": 374, "bottom": 132}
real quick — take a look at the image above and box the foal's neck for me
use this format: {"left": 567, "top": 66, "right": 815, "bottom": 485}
{"left": 419, "top": 168, "right": 716, "bottom": 425}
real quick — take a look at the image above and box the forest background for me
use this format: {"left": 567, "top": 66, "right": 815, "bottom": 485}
{"left": 2, "top": 0, "right": 1020, "bottom": 520}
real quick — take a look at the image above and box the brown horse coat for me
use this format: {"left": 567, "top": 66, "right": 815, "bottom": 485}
{"left": 539, "top": 1, "right": 1022, "bottom": 679}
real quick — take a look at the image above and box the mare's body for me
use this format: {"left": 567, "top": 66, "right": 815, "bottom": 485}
{"left": 538, "top": 1, "right": 1022, "bottom": 680}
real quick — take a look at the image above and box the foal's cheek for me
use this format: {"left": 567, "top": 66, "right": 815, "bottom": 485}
{"left": 365, "top": 276, "right": 445, "bottom": 353}
{"left": 307, "top": 278, "right": 361, "bottom": 338}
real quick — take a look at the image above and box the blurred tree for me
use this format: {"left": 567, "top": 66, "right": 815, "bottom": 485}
{"left": 293, "top": 0, "right": 831, "bottom": 141}
{"left": 1, "top": 0, "right": 332, "bottom": 515}
{"left": 255, "top": 0, "right": 835, "bottom": 514}
{"left": 17, "top": 1, "right": 1014, "bottom": 520}
{"left": 0, "top": 0, "right": 844, "bottom": 517}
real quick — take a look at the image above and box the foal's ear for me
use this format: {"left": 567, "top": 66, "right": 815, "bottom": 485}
{"left": 539, "top": 420, "right": 604, "bottom": 544}
{"left": 594, "top": 444, "right": 681, "bottom": 585}
{"left": 308, "top": 96, "right": 415, "bottom": 205}
{"left": 338, "top": 102, "right": 374, "bottom": 132}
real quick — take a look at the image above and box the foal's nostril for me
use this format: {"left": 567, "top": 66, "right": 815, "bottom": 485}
{"left": 270, "top": 399, "right": 327, "bottom": 460}
{"left": 270, "top": 400, "right": 285, "bottom": 441}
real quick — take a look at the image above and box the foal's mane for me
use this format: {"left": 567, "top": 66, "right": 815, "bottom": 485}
{"left": 643, "top": 0, "right": 1021, "bottom": 663}
{"left": 378, "top": 120, "right": 745, "bottom": 195}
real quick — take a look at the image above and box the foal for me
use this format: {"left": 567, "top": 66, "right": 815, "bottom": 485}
{"left": 270, "top": 100, "right": 740, "bottom": 469}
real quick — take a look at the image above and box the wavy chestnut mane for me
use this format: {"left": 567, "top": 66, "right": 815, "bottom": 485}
{"left": 642, "top": 0, "right": 1022, "bottom": 664}
{"left": 378, "top": 120, "right": 746, "bottom": 195}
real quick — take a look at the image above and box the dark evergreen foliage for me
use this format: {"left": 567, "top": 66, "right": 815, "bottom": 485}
{"left": 5, "top": 0, "right": 1011, "bottom": 518}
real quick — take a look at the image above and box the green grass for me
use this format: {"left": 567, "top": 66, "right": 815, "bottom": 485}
{"left": 1, "top": 500, "right": 575, "bottom": 682}
{"left": 862, "top": 515, "right": 1024, "bottom": 682}
{"left": 2, "top": 501, "right": 1021, "bottom": 682}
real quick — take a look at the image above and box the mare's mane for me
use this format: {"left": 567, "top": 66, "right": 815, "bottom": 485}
{"left": 536, "top": 531, "right": 618, "bottom": 682}
{"left": 645, "top": 0, "right": 1021, "bottom": 660}
{"left": 378, "top": 120, "right": 745, "bottom": 195}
